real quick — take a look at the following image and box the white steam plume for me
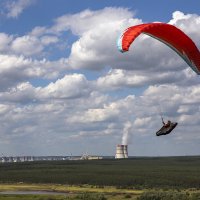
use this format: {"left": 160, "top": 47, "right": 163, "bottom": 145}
{"left": 122, "top": 121, "right": 132, "bottom": 145}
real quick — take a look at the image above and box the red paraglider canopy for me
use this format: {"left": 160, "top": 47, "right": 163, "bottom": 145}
{"left": 117, "top": 23, "right": 200, "bottom": 74}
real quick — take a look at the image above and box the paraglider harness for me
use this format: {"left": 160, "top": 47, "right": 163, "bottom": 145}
{"left": 156, "top": 117, "right": 178, "bottom": 136}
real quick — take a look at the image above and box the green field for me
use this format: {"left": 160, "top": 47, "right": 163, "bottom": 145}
{"left": 0, "top": 156, "right": 200, "bottom": 188}
{"left": 0, "top": 156, "right": 200, "bottom": 199}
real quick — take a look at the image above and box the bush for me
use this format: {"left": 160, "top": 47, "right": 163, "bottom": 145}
{"left": 124, "top": 194, "right": 132, "bottom": 198}
{"left": 137, "top": 191, "right": 189, "bottom": 200}
{"left": 74, "top": 193, "right": 107, "bottom": 200}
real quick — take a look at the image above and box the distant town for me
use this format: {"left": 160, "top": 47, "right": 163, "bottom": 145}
{"left": 0, "top": 144, "right": 128, "bottom": 163}
{"left": 0, "top": 155, "right": 104, "bottom": 163}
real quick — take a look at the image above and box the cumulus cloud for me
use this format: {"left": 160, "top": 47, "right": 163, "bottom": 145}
{"left": 0, "top": 82, "right": 36, "bottom": 103}
{"left": 0, "top": 32, "right": 60, "bottom": 57}
{"left": 63, "top": 9, "right": 200, "bottom": 91}
{"left": 11, "top": 35, "right": 44, "bottom": 56}
{"left": 0, "top": 54, "right": 68, "bottom": 90}
{"left": 96, "top": 69, "right": 187, "bottom": 90}
{"left": 0, "top": 7, "right": 200, "bottom": 156}
{"left": 1, "top": 80, "right": 200, "bottom": 155}
{"left": 0, "top": 73, "right": 92, "bottom": 103}
{"left": 69, "top": 103, "right": 120, "bottom": 124}
{"left": 40, "top": 74, "right": 92, "bottom": 99}
{"left": 51, "top": 7, "right": 135, "bottom": 35}
{"left": 134, "top": 117, "right": 152, "bottom": 128}
{"left": 169, "top": 11, "right": 200, "bottom": 43}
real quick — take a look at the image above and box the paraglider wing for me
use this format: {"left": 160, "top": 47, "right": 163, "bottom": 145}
{"left": 156, "top": 122, "right": 178, "bottom": 136}
{"left": 117, "top": 23, "right": 200, "bottom": 74}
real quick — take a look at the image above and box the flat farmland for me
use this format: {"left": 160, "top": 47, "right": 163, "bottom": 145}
{"left": 0, "top": 156, "right": 200, "bottom": 189}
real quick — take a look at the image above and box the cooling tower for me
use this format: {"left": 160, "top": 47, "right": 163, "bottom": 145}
{"left": 115, "top": 144, "right": 128, "bottom": 159}
{"left": 123, "top": 145, "right": 128, "bottom": 158}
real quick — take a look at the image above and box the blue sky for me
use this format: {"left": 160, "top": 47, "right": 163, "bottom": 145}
{"left": 2, "top": 0, "right": 200, "bottom": 33}
{"left": 0, "top": 0, "right": 200, "bottom": 157}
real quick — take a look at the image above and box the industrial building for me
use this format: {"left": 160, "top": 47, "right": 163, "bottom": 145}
{"left": 80, "top": 154, "right": 103, "bottom": 160}
{"left": 115, "top": 144, "right": 128, "bottom": 159}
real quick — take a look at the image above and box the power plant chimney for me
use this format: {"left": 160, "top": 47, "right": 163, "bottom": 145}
{"left": 115, "top": 144, "right": 128, "bottom": 159}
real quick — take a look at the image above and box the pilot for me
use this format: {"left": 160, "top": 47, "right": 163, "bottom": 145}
{"left": 163, "top": 120, "right": 171, "bottom": 128}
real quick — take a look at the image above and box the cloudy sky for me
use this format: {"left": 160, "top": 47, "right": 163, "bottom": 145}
{"left": 0, "top": 0, "right": 200, "bottom": 157}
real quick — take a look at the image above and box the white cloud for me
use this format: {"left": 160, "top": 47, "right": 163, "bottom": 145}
{"left": 0, "top": 7, "right": 200, "bottom": 156}
{"left": 96, "top": 69, "right": 186, "bottom": 90}
{"left": 0, "top": 73, "right": 92, "bottom": 103}
{"left": 70, "top": 103, "right": 120, "bottom": 123}
{"left": 0, "top": 31, "right": 61, "bottom": 57}
{"left": 0, "top": 82, "right": 36, "bottom": 103}
{"left": 30, "top": 26, "right": 48, "bottom": 37}
{"left": 134, "top": 117, "right": 152, "bottom": 128}
{"left": 169, "top": 11, "right": 200, "bottom": 39}
{"left": 64, "top": 9, "right": 200, "bottom": 86}
{"left": 67, "top": 14, "right": 141, "bottom": 70}
{"left": 0, "top": 79, "right": 200, "bottom": 155}
{"left": 51, "top": 7, "right": 135, "bottom": 35}
{"left": 40, "top": 74, "right": 92, "bottom": 99}
{"left": 0, "top": 33, "right": 13, "bottom": 53}
{"left": 0, "top": 54, "right": 68, "bottom": 90}
{"left": 11, "top": 35, "right": 44, "bottom": 56}
{"left": 0, "top": 104, "right": 10, "bottom": 115}
{"left": 5, "top": 0, "right": 35, "bottom": 18}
